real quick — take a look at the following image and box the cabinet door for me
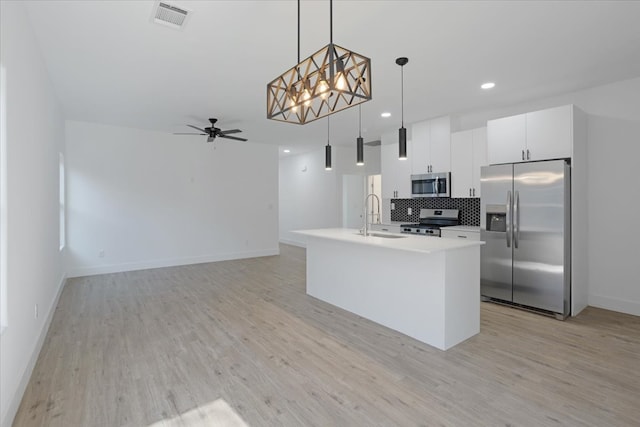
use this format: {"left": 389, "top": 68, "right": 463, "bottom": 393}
{"left": 526, "top": 105, "right": 572, "bottom": 161}
{"left": 450, "top": 130, "right": 473, "bottom": 198}
{"left": 471, "top": 127, "right": 488, "bottom": 197}
{"left": 410, "top": 121, "right": 430, "bottom": 174}
{"left": 381, "top": 135, "right": 412, "bottom": 199}
{"left": 369, "top": 223, "right": 401, "bottom": 234}
{"left": 487, "top": 113, "right": 526, "bottom": 164}
{"left": 381, "top": 141, "right": 396, "bottom": 199}
{"left": 441, "top": 229, "right": 481, "bottom": 241}
{"left": 429, "top": 116, "right": 451, "bottom": 172}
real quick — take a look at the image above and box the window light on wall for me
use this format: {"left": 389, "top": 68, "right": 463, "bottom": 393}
{"left": 59, "top": 153, "right": 65, "bottom": 251}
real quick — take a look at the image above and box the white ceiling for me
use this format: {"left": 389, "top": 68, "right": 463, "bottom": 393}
{"left": 24, "top": 0, "right": 640, "bottom": 155}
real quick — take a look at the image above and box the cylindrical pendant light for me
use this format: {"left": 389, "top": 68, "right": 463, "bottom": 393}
{"left": 396, "top": 57, "right": 408, "bottom": 160}
{"left": 356, "top": 105, "right": 364, "bottom": 166}
{"left": 398, "top": 127, "right": 406, "bottom": 159}
{"left": 325, "top": 117, "right": 332, "bottom": 170}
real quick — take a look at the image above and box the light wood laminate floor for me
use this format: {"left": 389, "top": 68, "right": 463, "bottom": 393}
{"left": 13, "top": 244, "right": 640, "bottom": 426}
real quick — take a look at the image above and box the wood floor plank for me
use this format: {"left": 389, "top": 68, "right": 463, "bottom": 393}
{"left": 12, "top": 244, "right": 640, "bottom": 426}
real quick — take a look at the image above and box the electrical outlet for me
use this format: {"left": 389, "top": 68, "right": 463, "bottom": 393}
{"left": 34, "top": 304, "right": 38, "bottom": 319}
{"left": 408, "top": 207, "right": 412, "bottom": 215}
{"left": 99, "top": 249, "right": 105, "bottom": 258}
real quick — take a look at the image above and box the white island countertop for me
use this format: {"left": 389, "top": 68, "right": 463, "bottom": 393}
{"left": 294, "top": 228, "right": 483, "bottom": 254}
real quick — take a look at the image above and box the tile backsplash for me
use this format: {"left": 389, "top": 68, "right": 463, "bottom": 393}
{"left": 390, "top": 198, "right": 480, "bottom": 226}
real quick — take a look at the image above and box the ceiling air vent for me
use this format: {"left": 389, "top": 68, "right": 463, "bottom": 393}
{"left": 151, "top": 1, "right": 191, "bottom": 30}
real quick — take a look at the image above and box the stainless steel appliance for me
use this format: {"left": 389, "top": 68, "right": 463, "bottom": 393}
{"left": 401, "top": 208, "right": 459, "bottom": 237}
{"left": 480, "top": 160, "right": 570, "bottom": 318}
{"left": 411, "top": 172, "right": 451, "bottom": 198}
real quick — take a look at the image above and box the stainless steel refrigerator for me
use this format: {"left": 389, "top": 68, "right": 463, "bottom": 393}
{"left": 480, "top": 159, "right": 570, "bottom": 318}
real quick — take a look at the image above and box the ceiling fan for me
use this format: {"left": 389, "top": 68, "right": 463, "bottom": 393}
{"left": 174, "top": 118, "right": 247, "bottom": 142}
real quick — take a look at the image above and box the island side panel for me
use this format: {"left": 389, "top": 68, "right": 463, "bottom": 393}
{"left": 444, "top": 246, "right": 481, "bottom": 350}
{"left": 305, "top": 236, "right": 448, "bottom": 350}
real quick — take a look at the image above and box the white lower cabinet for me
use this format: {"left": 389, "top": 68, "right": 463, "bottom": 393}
{"left": 369, "top": 223, "right": 402, "bottom": 233}
{"left": 441, "top": 229, "right": 480, "bottom": 241}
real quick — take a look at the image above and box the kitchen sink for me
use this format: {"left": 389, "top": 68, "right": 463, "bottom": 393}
{"left": 356, "top": 232, "right": 407, "bottom": 239}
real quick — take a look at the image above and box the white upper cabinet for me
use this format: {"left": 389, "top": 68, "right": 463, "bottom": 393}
{"left": 411, "top": 121, "right": 430, "bottom": 174}
{"left": 487, "top": 105, "right": 574, "bottom": 164}
{"left": 471, "top": 127, "right": 488, "bottom": 197}
{"left": 487, "top": 114, "right": 526, "bottom": 164}
{"left": 381, "top": 132, "right": 412, "bottom": 199}
{"left": 411, "top": 116, "right": 451, "bottom": 174}
{"left": 429, "top": 116, "right": 452, "bottom": 172}
{"left": 451, "top": 130, "right": 473, "bottom": 198}
{"left": 451, "top": 127, "right": 487, "bottom": 198}
{"left": 526, "top": 105, "right": 572, "bottom": 161}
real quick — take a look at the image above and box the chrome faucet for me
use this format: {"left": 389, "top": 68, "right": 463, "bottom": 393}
{"left": 362, "top": 193, "right": 381, "bottom": 236}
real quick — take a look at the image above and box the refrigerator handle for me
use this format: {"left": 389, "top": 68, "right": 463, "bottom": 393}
{"left": 514, "top": 190, "right": 520, "bottom": 248}
{"left": 506, "top": 191, "right": 512, "bottom": 248}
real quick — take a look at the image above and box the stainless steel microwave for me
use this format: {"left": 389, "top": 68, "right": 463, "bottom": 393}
{"left": 411, "top": 172, "right": 451, "bottom": 198}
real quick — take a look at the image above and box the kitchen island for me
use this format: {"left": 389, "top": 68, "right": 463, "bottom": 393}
{"left": 294, "top": 228, "right": 483, "bottom": 350}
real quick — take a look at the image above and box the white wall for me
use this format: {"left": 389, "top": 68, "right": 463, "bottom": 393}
{"left": 279, "top": 145, "right": 380, "bottom": 246}
{"left": 65, "top": 121, "right": 279, "bottom": 277}
{"left": 452, "top": 77, "right": 640, "bottom": 316}
{"left": 0, "top": 2, "right": 67, "bottom": 426}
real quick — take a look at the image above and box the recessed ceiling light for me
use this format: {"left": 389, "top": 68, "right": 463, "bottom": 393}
{"left": 481, "top": 82, "right": 496, "bottom": 90}
{"left": 381, "top": 112, "right": 391, "bottom": 118}
{"left": 283, "top": 149, "right": 291, "bottom": 153}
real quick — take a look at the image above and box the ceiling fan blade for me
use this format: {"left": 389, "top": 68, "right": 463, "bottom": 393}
{"left": 174, "top": 133, "right": 206, "bottom": 135}
{"left": 218, "top": 129, "right": 242, "bottom": 135}
{"left": 187, "top": 124, "right": 207, "bottom": 133}
{"left": 219, "top": 135, "right": 248, "bottom": 142}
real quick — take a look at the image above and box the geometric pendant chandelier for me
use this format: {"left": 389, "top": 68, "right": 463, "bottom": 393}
{"left": 267, "top": 0, "right": 372, "bottom": 125}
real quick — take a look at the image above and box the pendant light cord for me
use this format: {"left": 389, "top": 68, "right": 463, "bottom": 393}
{"left": 327, "top": 116, "right": 330, "bottom": 145}
{"left": 358, "top": 105, "right": 362, "bottom": 137}
{"left": 401, "top": 65, "right": 404, "bottom": 127}
{"left": 297, "top": 0, "right": 300, "bottom": 64}
{"left": 330, "top": 0, "right": 333, "bottom": 44}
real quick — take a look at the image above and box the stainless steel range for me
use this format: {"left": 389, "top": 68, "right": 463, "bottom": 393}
{"left": 400, "top": 209, "right": 460, "bottom": 237}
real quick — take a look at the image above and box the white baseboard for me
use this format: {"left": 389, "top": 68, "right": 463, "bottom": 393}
{"left": 1, "top": 274, "right": 67, "bottom": 427}
{"left": 279, "top": 238, "right": 306, "bottom": 248}
{"left": 589, "top": 294, "right": 640, "bottom": 316}
{"left": 66, "top": 248, "right": 280, "bottom": 278}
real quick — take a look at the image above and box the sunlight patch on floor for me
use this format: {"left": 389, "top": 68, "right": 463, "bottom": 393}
{"left": 148, "top": 398, "right": 249, "bottom": 427}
